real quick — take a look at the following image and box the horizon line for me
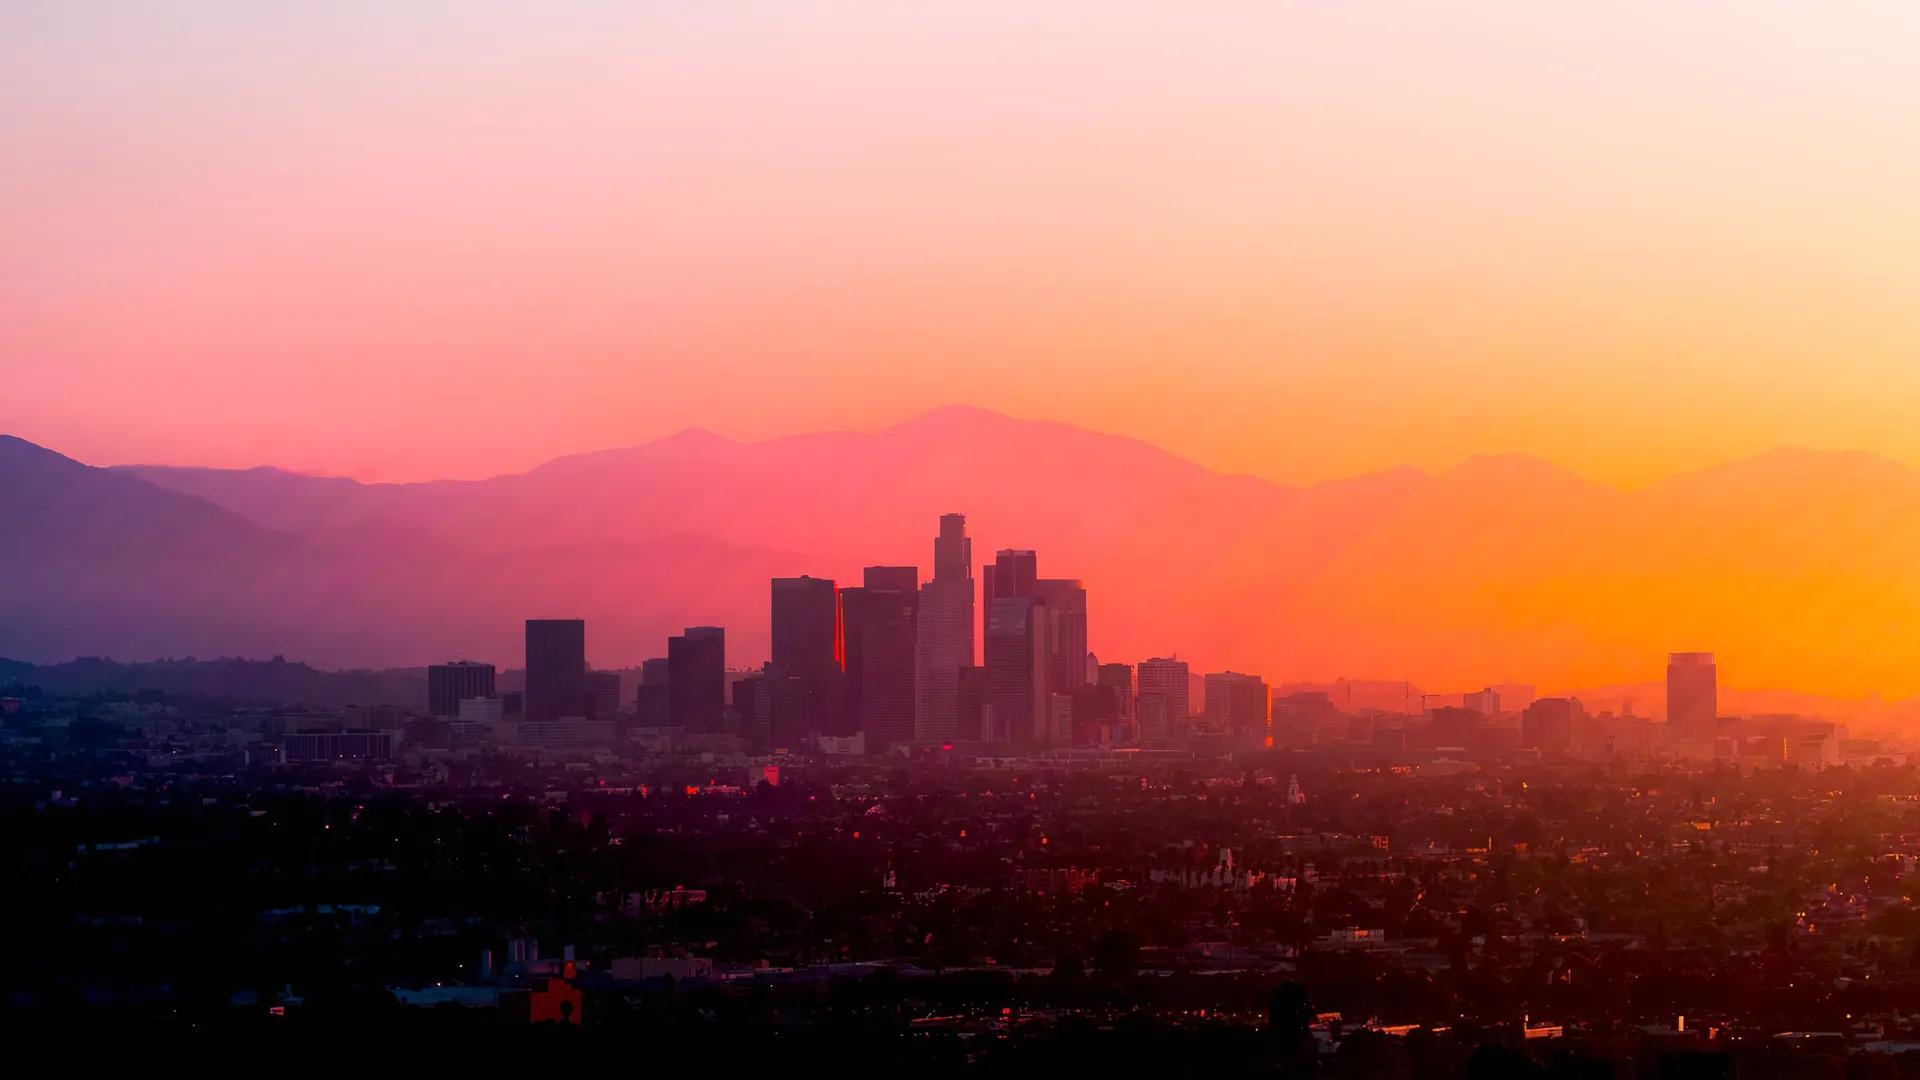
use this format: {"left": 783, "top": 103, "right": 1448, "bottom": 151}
{"left": 7, "top": 405, "right": 1904, "bottom": 496}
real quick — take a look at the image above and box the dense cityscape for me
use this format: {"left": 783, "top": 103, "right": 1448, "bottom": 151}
{"left": 6, "top": 511, "right": 1917, "bottom": 1075}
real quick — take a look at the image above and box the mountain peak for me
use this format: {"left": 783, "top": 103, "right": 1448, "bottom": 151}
{"left": 888, "top": 404, "right": 1019, "bottom": 433}
{"left": 0, "top": 434, "right": 87, "bottom": 473}
{"left": 1439, "top": 452, "right": 1602, "bottom": 490}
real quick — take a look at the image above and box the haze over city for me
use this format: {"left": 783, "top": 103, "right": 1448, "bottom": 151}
{"left": 13, "top": 1, "right": 1920, "bottom": 1066}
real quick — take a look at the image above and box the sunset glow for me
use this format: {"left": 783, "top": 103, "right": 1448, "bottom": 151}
{"left": 7, "top": 4, "right": 1920, "bottom": 486}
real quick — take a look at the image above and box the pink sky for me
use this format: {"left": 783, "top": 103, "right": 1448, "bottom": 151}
{"left": 7, "top": 3, "right": 1920, "bottom": 484}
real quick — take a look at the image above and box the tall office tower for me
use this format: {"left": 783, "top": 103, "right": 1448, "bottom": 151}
{"left": 1034, "top": 578, "right": 1088, "bottom": 691}
{"left": 1096, "top": 662, "right": 1134, "bottom": 738}
{"left": 428, "top": 660, "right": 496, "bottom": 718}
{"left": 667, "top": 626, "right": 726, "bottom": 732}
{"left": 1204, "top": 671, "right": 1271, "bottom": 745}
{"left": 915, "top": 514, "right": 975, "bottom": 742}
{"left": 1522, "top": 696, "right": 1584, "bottom": 752}
{"left": 980, "top": 549, "right": 1038, "bottom": 613}
{"left": 842, "top": 566, "right": 919, "bottom": 750}
{"left": 1136, "top": 657, "right": 1190, "bottom": 743}
{"left": 933, "top": 512, "right": 972, "bottom": 582}
{"left": 772, "top": 576, "right": 843, "bottom": 737}
{"left": 985, "top": 596, "right": 1052, "bottom": 744}
{"left": 524, "top": 620, "right": 587, "bottom": 724}
{"left": 1667, "top": 652, "right": 1717, "bottom": 743}
{"left": 585, "top": 670, "right": 623, "bottom": 721}
{"left": 1462, "top": 687, "right": 1501, "bottom": 716}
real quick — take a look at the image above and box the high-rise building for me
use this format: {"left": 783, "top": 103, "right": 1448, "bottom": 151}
{"left": 524, "top": 620, "right": 586, "bottom": 724}
{"left": 1667, "top": 652, "right": 1717, "bottom": 743}
{"left": 1522, "top": 697, "right": 1584, "bottom": 752}
{"left": 1096, "top": 662, "right": 1134, "bottom": 737}
{"left": 585, "top": 670, "right": 623, "bottom": 721}
{"left": 1204, "top": 671, "right": 1270, "bottom": 745}
{"left": 985, "top": 596, "right": 1051, "bottom": 744}
{"left": 772, "top": 576, "right": 843, "bottom": 738}
{"left": 933, "top": 511, "right": 972, "bottom": 582}
{"left": 842, "top": 566, "right": 918, "bottom": 751}
{"left": 1462, "top": 687, "right": 1502, "bottom": 716}
{"left": 428, "top": 660, "right": 496, "bottom": 718}
{"left": 981, "top": 549, "right": 1037, "bottom": 613}
{"left": 915, "top": 514, "right": 975, "bottom": 742}
{"left": 1272, "top": 691, "right": 1341, "bottom": 747}
{"left": 1136, "top": 657, "right": 1190, "bottom": 743}
{"left": 668, "top": 626, "right": 725, "bottom": 732}
{"left": 634, "top": 657, "right": 670, "bottom": 728}
{"left": 1034, "top": 578, "right": 1088, "bottom": 692}
{"left": 733, "top": 670, "right": 813, "bottom": 750}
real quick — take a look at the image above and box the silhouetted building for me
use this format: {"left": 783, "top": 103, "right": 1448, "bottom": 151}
{"left": 668, "top": 626, "right": 725, "bottom": 732}
{"left": 981, "top": 549, "right": 1038, "bottom": 612}
{"left": 1667, "top": 652, "right": 1717, "bottom": 744}
{"left": 634, "top": 657, "right": 670, "bottom": 728}
{"left": 585, "top": 670, "right": 622, "bottom": 721}
{"left": 428, "top": 660, "right": 496, "bottom": 718}
{"left": 1204, "top": 671, "right": 1270, "bottom": 745}
{"left": 1136, "top": 657, "right": 1190, "bottom": 743}
{"left": 1427, "top": 706, "right": 1483, "bottom": 749}
{"left": 842, "top": 566, "right": 918, "bottom": 751}
{"left": 915, "top": 514, "right": 975, "bottom": 742}
{"left": 1462, "top": 687, "right": 1501, "bottom": 716}
{"left": 1272, "top": 691, "right": 1341, "bottom": 746}
{"left": 985, "top": 596, "right": 1052, "bottom": 744}
{"left": 1523, "top": 696, "right": 1584, "bottom": 752}
{"left": 733, "top": 670, "right": 813, "bottom": 750}
{"left": 1034, "top": 578, "right": 1089, "bottom": 692}
{"left": 1096, "top": 662, "right": 1134, "bottom": 737}
{"left": 772, "top": 576, "right": 843, "bottom": 738}
{"left": 525, "top": 620, "right": 587, "bottom": 724}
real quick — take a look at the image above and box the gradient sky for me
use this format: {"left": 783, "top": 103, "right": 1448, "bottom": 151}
{"left": 7, "top": 3, "right": 1920, "bottom": 484}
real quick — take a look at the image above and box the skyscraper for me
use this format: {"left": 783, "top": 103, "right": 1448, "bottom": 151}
{"left": 842, "top": 566, "right": 918, "bottom": 750}
{"left": 985, "top": 595, "right": 1051, "bottom": 744}
{"left": 1096, "top": 661, "right": 1134, "bottom": 738}
{"left": 980, "top": 549, "right": 1037, "bottom": 613}
{"left": 1034, "top": 578, "right": 1088, "bottom": 692}
{"left": 668, "top": 626, "right": 725, "bottom": 732}
{"left": 427, "top": 660, "right": 495, "bottom": 718}
{"left": 933, "top": 511, "right": 971, "bottom": 582}
{"left": 915, "top": 514, "right": 975, "bottom": 742}
{"left": 1136, "top": 657, "right": 1190, "bottom": 743}
{"left": 524, "top": 620, "right": 586, "bottom": 724}
{"left": 1667, "top": 652, "right": 1717, "bottom": 744}
{"left": 772, "top": 576, "right": 843, "bottom": 738}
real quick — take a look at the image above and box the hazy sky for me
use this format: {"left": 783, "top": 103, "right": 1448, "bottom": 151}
{"left": 7, "top": 3, "right": 1920, "bottom": 483}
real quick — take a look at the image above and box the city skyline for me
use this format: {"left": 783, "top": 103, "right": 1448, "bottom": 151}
{"left": 11, "top": 406, "right": 1920, "bottom": 711}
{"left": 15, "top": 2, "right": 1920, "bottom": 1056}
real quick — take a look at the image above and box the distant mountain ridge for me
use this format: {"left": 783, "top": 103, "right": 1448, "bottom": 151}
{"left": 8, "top": 408, "right": 1920, "bottom": 713}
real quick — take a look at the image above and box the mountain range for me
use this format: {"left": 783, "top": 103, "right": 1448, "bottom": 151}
{"left": 7, "top": 405, "right": 1920, "bottom": 724}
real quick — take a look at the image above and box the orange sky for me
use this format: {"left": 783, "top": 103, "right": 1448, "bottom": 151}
{"left": 6, "top": 4, "right": 1920, "bottom": 485}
